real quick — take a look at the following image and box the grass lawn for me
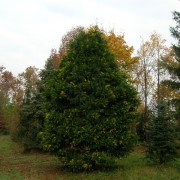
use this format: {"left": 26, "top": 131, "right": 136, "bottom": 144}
{"left": 0, "top": 135, "right": 179, "bottom": 180}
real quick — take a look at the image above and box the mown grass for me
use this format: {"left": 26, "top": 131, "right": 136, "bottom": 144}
{"left": 0, "top": 135, "right": 179, "bottom": 180}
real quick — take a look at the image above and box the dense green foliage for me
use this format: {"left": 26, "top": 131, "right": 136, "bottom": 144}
{"left": 15, "top": 67, "right": 45, "bottom": 151}
{"left": 164, "top": 11, "right": 180, "bottom": 118}
{"left": 170, "top": 11, "right": 180, "bottom": 127}
{"left": 16, "top": 91, "right": 44, "bottom": 151}
{"left": 163, "top": 11, "right": 180, "bottom": 126}
{"left": 146, "top": 101, "right": 178, "bottom": 164}
{"left": 43, "top": 27, "right": 139, "bottom": 171}
{"left": 15, "top": 60, "right": 56, "bottom": 151}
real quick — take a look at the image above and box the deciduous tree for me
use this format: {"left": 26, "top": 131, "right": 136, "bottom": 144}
{"left": 135, "top": 33, "right": 168, "bottom": 141}
{"left": 104, "top": 31, "right": 139, "bottom": 73}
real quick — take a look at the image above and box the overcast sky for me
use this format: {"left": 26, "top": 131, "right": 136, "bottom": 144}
{"left": 0, "top": 0, "right": 179, "bottom": 75}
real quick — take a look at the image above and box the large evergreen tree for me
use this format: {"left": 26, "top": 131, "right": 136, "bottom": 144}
{"left": 43, "top": 27, "right": 139, "bottom": 171}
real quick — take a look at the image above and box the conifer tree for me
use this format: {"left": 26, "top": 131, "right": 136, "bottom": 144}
{"left": 43, "top": 27, "right": 139, "bottom": 171}
{"left": 16, "top": 67, "right": 43, "bottom": 151}
{"left": 147, "top": 101, "right": 178, "bottom": 164}
{"left": 163, "top": 11, "right": 180, "bottom": 125}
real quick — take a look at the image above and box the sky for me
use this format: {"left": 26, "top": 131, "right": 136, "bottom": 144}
{"left": 0, "top": 0, "right": 179, "bottom": 75}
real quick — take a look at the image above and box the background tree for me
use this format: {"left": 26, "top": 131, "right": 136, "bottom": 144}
{"left": 0, "top": 91, "right": 8, "bottom": 133}
{"left": 162, "top": 11, "right": 180, "bottom": 128}
{"left": 19, "top": 66, "right": 39, "bottom": 103}
{"left": 103, "top": 31, "right": 139, "bottom": 73}
{"left": 146, "top": 11, "right": 179, "bottom": 165}
{"left": 43, "top": 26, "right": 139, "bottom": 171}
{"left": 135, "top": 33, "right": 168, "bottom": 141}
{"left": 0, "top": 66, "right": 7, "bottom": 132}
{"left": 51, "top": 26, "right": 84, "bottom": 69}
{"left": 146, "top": 101, "right": 178, "bottom": 164}
{"left": 15, "top": 66, "right": 42, "bottom": 151}
{"left": 0, "top": 66, "right": 18, "bottom": 134}
{"left": 51, "top": 27, "right": 138, "bottom": 80}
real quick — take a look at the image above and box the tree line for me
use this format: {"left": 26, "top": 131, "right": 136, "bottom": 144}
{"left": 0, "top": 11, "right": 179, "bottom": 171}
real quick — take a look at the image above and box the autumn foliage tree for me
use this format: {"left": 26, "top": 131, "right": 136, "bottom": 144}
{"left": 0, "top": 66, "right": 17, "bottom": 133}
{"left": 50, "top": 27, "right": 84, "bottom": 69}
{"left": 104, "top": 31, "right": 139, "bottom": 73}
{"left": 135, "top": 33, "right": 169, "bottom": 141}
{"left": 50, "top": 27, "right": 138, "bottom": 78}
{"left": 43, "top": 26, "right": 139, "bottom": 171}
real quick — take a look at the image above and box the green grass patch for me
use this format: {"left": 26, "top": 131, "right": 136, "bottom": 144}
{"left": 0, "top": 135, "right": 179, "bottom": 180}
{"left": 0, "top": 135, "right": 16, "bottom": 154}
